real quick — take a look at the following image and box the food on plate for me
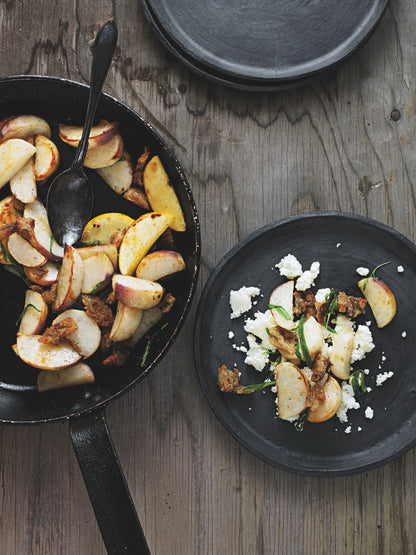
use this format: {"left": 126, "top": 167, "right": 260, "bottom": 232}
{"left": 0, "top": 114, "right": 187, "bottom": 391}
{"left": 218, "top": 254, "right": 397, "bottom": 431}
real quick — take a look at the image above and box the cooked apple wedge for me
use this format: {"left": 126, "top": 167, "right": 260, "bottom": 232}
{"left": 58, "top": 120, "right": 118, "bottom": 148}
{"left": 15, "top": 334, "right": 81, "bottom": 370}
{"left": 126, "top": 307, "right": 163, "bottom": 348}
{"left": 82, "top": 252, "right": 114, "bottom": 294}
{"left": 80, "top": 212, "right": 134, "bottom": 246}
{"left": 0, "top": 195, "right": 23, "bottom": 264}
{"left": 302, "top": 316, "right": 324, "bottom": 362}
{"left": 357, "top": 277, "right": 396, "bottom": 328}
{"left": 83, "top": 132, "right": 123, "bottom": 169}
{"left": 113, "top": 274, "right": 164, "bottom": 309}
{"left": 18, "top": 289, "right": 48, "bottom": 335}
{"left": 0, "top": 138, "right": 36, "bottom": 189}
{"left": 24, "top": 260, "right": 59, "bottom": 286}
{"left": 34, "top": 135, "right": 60, "bottom": 181}
{"left": 269, "top": 280, "right": 295, "bottom": 330}
{"left": 52, "top": 309, "right": 101, "bottom": 358}
{"left": 274, "top": 362, "right": 309, "bottom": 419}
{"left": 109, "top": 301, "right": 143, "bottom": 342}
{"left": 7, "top": 233, "right": 47, "bottom": 267}
{"left": 143, "top": 155, "right": 186, "bottom": 232}
{"left": 307, "top": 377, "right": 342, "bottom": 423}
{"left": 37, "top": 362, "right": 95, "bottom": 392}
{"left": 119, "top": 212, "right": 173, "bottom": 275}
{"left": 52, "top": 245, "right": 84, "bottom": 312}
{"left": 9, "top": 143, "right": 37, "bottom": 203}
{"left": 0, "top": 115, "right": 51, "bottom": 143}
{"left": 135, "top": 250, "right": 185, "bottom": 281}
{"left": 329, "top": 329, "right": 355, "bottom": 380}
{"left": 96, "top": 150, "right": 133, "bottom": 194}
{"left": 77, "top": 243, "right": 118, "bottom": 269}
{"left": 23, "top": 200, "right": 64, "bottom": 259}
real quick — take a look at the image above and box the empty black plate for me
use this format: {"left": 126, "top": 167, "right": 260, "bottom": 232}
{"left": 142, "top": 0, "right": 389, "bottom": 90}
{"left": 194, "top": 213, "right": 416, "bottom": 476}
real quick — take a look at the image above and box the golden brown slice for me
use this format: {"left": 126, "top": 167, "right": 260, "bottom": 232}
{"left": 269, "top": 280, "right": 295, "bottom": 330}
{"left": 0, "top": 138, "right": 36, "bottom": 189}
{"left": 357, "top": 277, "right": 396, "bottom": 328}
{"left": 275, "top": 362, "right": 309, "bottom": 419}
{"left": 37, "top": 362, "right": 94, "bottom": 392}
{"left": 329, "top": 329, "right": 355, "bottom": 380}
{"left": 307, "top": 376, "right": 342, "bottom": 423}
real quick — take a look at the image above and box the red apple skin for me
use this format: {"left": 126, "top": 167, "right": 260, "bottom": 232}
{"left": 112, "top": 275, "right": 164, "bottom": 309}
{"left": 358, "top": 276, "right": 396, "bottom": 328}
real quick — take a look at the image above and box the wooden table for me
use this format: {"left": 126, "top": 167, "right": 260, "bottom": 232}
{"left": 0, "top": 1, "right": 414, "bottom": 553}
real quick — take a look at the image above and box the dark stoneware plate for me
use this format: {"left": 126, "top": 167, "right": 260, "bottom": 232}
{"left": 194, "top": 213, "right": 416, "bottom": 476}
{"left": 142, "top": 0, "right": 389, "bottom": 90}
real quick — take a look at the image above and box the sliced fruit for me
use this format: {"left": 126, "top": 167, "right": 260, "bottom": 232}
{"left": 58, "top": 120, "right": 118, "bottom": 148}
{"left": 23, "top": 200, "right": 64, "bottom": 259}
{"left": 52, "top": 245, "right": 84, "bottom": 312}
{"left": 274, "top": 362, "right": 309, "bottom": 419}
{"left": 37, "top": 362, "right": 95, "bottom": 392}
{"left": 269, "top": 280, "right": 295, "bottom": 330}
{"left": 307, "top": 377, "right": 342, "bottom": 423}
{"left": 95, "top": 150, "right": 133, "bottom": 196}
{"left": 329, "top": 329, "right": 355, "bottom": 380}
{"left": 52, "top": 309, "right": 101, "bottom": 358}
{"left": 83, "top": 132, "right": 123, "bottom": 169}
{"left": 82, "top": 252, "right": 114, "bottom": 294}
{"left": 0, "top": 195, "right": 23, "bottom": 264}
{"left": 143, "top": 155, "right": 186, "bottom": 232}
{"left": 80, "top": 212, "right": 134, "bottom": 246}
{"left": 24, "top": 260, "right": 59, "bottom": 286}
{"left": 113, "top": 274, "right": 164, "bottom": 309}
{"left": 15, "top": 334, "right": 81, "bottom": 370}
{"left": 17, "top": 289, "right": 48, "bottom": 335}
{"left": 357, "top": 277, "right": 396, "bottom": 328}
{"left": 119, "top": 212, "right": 173, "bottom": 275}
{"left": 302, "top": 316, "right": 324, "bottom": 362}
{"left": 126, "top": 306, "right": 163, "bottom": 348}
{"left": 0, "top": 138, "right": 36, "bottom": 189}
{"left": 109, "top": 301, "right": 143, "bottom": 342}
{"left": 0, "top": 115, "right": 51, "bottom": 143}
{"left": 9, "top": 141, "right": 37, "bottom": 203}
{"left": 7, "top": 233, "right": 47, "bottom": 267}
{"left": 135, "top": 250, "right": 185, "bottom": 281}
{"left": 76, "top": 243, "right": 118, "bottom": 269}
{"left": 34, "top": 135, "right": 60, "bottom": 181}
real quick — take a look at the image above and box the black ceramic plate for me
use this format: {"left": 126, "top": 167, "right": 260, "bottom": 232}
{"left": 194, "top": 212, "right": 416, "bottom": 476}
{"left": 0, "top": 76, "right": 200, "bottom": 424}
{"left": 142, "top": 0, "right": 389, "bottom": 91}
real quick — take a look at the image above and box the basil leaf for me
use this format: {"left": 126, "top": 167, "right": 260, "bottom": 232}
{"left": 91, "top": 281, "right": 105, "bottom": 294}
{"left": 294, "top": 410, "right": 309, "bottom": 431}
{"left": 295, "top": 315, "right": 311, "bottom": 367}
{"left": 241, "top": 380, "right": 274, "bottom": 392}
{"left": 362, "top": 262, "right": 391, "bottom": 290}
{"left": 268, "top": 304, "right": 291, "bottom": 320}
{"left": 349, "top": 369, "right": 367, "bottom": 396}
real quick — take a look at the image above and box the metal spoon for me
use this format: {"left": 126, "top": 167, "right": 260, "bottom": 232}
{"left": 47, "top": 20, "right": 118, "bottom": 246}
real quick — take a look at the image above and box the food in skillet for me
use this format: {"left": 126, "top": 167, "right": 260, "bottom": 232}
{"left": 218, "top": 255, "right": 397, "bottom": 431}
{"left": 0, "top": 115, "right": 186, "bottom": 392}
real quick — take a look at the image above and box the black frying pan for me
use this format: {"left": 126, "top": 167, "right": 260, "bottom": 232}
{"left": 194, "top": 213, "right": 416, "bottom": 476}
{"left": 0, "top": 76, "right": 200, "bottom": 553}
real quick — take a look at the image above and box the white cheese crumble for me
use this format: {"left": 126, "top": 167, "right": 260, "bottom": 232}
{"left": 351, "top": 325, "right": 375, "bottom": 363}
{"left": 244, "top": 310, "right": 276, "bottom": 352}
{"left": 336, "top": 383, "right": 360, "bottom": 423}
{"left": 315, "top": 287, "right": 331, "bottom": 303}
{"left": 229, "top": 286, "right": 260, "bottom": 318}
{"left": 345, "top": 426, "right": 352, "bottom": 434}
{"left": 397, "top": 265, "right": 404, "bottom": 273}
{"left": 356, "top": 267, "right": 370, "bottom": 276}
{"left": 402, "top": 331, "right": 407, "bottom": 338}
{"left": 365, "top": 406, "right": 374, "bottom": 419}
{"left": 336, "top": 243, "right": 341, "bottom": 248}
{"left": 232, "top": 344, "right": 247, "bottom": 353}
{"left": 295, "top": 261, "right": 320, "bottom": 291}
{"left": 228, "top": 331, "right": 234, "bottom": 339}
{"left": 244, "top": 334, "right": 269, "bottom": 371}
{"left": 276, "top": 254, "right": 303, "bottom": 278}
{"left": 376, "top": 371, "right": 394, "bottom": 386}
{"left": 358, "top": 427, "right": 362, "bottom": 432}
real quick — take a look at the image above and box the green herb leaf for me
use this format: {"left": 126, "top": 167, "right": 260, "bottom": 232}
{"left": 49, "top": 236, "right": 54, "bottom": 254}
{"left": 324, "top": 288, "right": 338, "bottom": 332}
{"left": 268, "top": 304, "right": 291, "bottom": 320}
{"left": 2, "top": 248, "right": 30, "bottom": 285}
{"left": 0, "top": 241, "right": 10, "bottom": 263}
{"left": 349, "top": 369, "right": 367, "bottom": 396}
{"left": 362, "top": 262, "right": 391, "bottom": 290}
{"left": 16, "top": 303, "right": 41, "bottom": 327}
{"left": 294, "top": 410, "right": 309, "bottom": 431}
{"left": 118, "top": 155, "right": 127, "bottom": 162}
{"left": 295, "top": 315, "right": 311, "bottom": 367}
{"left": 140, "top": 322, "right": 169, "bottom": 368}
{"left": 241, "top": 380, "right": 274, "bottom": 393}
{"left": 91, "top": 281, "right": 105, "bottom": 294}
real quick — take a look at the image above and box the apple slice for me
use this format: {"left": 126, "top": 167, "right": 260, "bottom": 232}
{"left": 24, "top": 260, "right": 59, "bottom": 286}
{"left": 18, "top": 289, "right": 48, "bottom": 335}
{"left": 143, "top": 155, "right": 186, "bottom": 232}
{"left": 302, "top": 316, "right": 324, "bottom": 362}
{"left": 135, "top": 250, "right": 185, "bottom": 281}
{"left": 58, "top": 120, "right": 118, "bottom": 148}
{"left": 77, "top": 244, "right": 118, "bottom": 269}
{"left": 0, "top": 115, "right": 51, "bottom": 143}
{"left": 7, "top": 233, "right": 47, "bottom": 267}
{"left": 0, "top": 138, "right": 36, "bottom": 189}
{"left": 83, "top": 132, "right": 123, "bottom": 169}
{"left": 357, "top": 277, "right": 396, "bottom": 328}
{"left": 52, "top": 245, "right": 84, "bottom": 312}
{"left": 80, "top": 212, "right": 134, "bottom": 246}
{"left": 82, "top": 252, "right": 114, "bottom": 294}
{"left": 34, "top": 135, "right": 60, "bottom": 181}
{"left": 109, "top": 301, "right": 143, "bottom": 342}
{"left": 113, "top": 274, "right": 164, "bottom": 309}
{"left": 119, "top": 212, "right": 173, "bottom": 275}
{"left": 0, "top": 195, "right": 23, "bottom": 264}
{"left": 23, "top": 200, "right": 64, "bottom": 259}
{"left": 274, "top": 362, "right": 309, "bottom": 419}
{"left": 9, "top": 142, "right": 37, "bottom": 203}
{"left": 37, "top": 362, "right": 95, "bottom": 392}
{"left": 126, "top": 306, "right": 163, "bottom": 348}
{"left": 52, "top": 309, "right": 101, "bottom": 358}
{"left": 269, "top": 280, "right": 295, "bottom": 330}
{"left": 307, "top": 376, "right": 342, "bottom": 423}
{"left": 96, "top": 150, "right": 133, "bottom": 194}
{"left": 329, "top": 329, "right": 355, "bottom": 380}
{"left": 15, "top": 334, "right": 81, "bottom": 370}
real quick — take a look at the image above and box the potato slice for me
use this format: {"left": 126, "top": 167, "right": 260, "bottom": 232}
{"left": 58, "top": 120, "right": 118, "bottom": 148}
{"left": 76, "top": 243, "right": 118, "bottom": 269}
{"left": 0, "top": 138, "right": 36, "bottom": 189}
{"left": 302, "top": 316, "right": 324, "bottom": 362}
{"left": 10, "top": 155, "right": 37, "bottom": 203}
{"left": 113, "top": 274, "right": 164, "bottom": 309}
{"left": 135, "top": 250, "right": 185, "bottom": 281}
{"left": 96, "top": 150, "right": 133, "bottom": 194}
{"left": 83, "top": 132, "right": 123, "bottom": 169}
{"left": 269, "top": 280, "right": 295, "bottom": 330}
{"left": 7, "top": 233, "right": 47, "bottom": 267}
{"left": 0, "top": 195, "right": 23, "bottom": 264}
{"left": 0, "top": 115, "right": 51, "bottom": 143}
{"left": 109, "top": 301, "right": 143, "bottom": 342}
{"left": 52, "top": 309, "right": 101, "bottom": 358}
{"left": 18, "top": 289, "right": 48, "bottom": 335}
{"left": 52, "top": 245, "right": 84, "bottom": 312}
{"left": 307, "top": 377, "right": 342, "bottom": 423}
{"left": 24, "top": 260, "right": 59, "bottom": 286}
{"left": 15, "top": 334, "right": 81, "bottom": 370}
{"left": 34, "top": 135, "right": 60, "bottom": 181}
{"left": 23, "top": 200, "right": 64, "bottom": 260}
{"left": 126, "top": 306, "right": 163, "bottom": 348}
{"left": 358, "top": 277, "right": 396, "bottom": 328}
{"left": 118, "top": 212, "right": 173, "bottom": 275}
{"left": 329, "top": 329, "right": 355, "bottom": 380}
{"left": 275, "top": 362, "right": 309, "bottom": 419}
{"left": 37, "top": 362, "right": 95, "bottom": 392}
{"left": 82, "top": 252, "right": 114, "bottom": 294}
{"left": 143, "top": 155, "right": 186, "bottom": 232}
{"left": 80, "top": 212, "right": 134, "bottom": 246}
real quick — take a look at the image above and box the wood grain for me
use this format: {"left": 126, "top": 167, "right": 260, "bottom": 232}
{"left": 1, "top": 0, "right": 415, "bottom": 553}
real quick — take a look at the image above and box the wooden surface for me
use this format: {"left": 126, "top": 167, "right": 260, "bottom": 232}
{"left": 0, "top": 1, "right": 415, "bottom": 553}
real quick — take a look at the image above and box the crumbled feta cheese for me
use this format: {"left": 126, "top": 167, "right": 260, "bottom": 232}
{"left": 366, "top": 387, "right": 372, "bottom": 393}
{"left": 365, "top": 406, "right": 374, "bottom": 419}
{"left": 402, "top": 331, "right": 407, "bottom": 338}
{"left": 336, "top": 243, "right": 341, "bottom": 248}
{"left": 358, "top": 427, "right": 362, "bottom": 432}
{"left": 315, "top": 288, "right": 331, "bottom": 303}
{"left": 271, "top": 386, "right": 277, "bottom": 393}
{"left": 228, "top": 331, "right": 234, "bottom": 339}
{"left": 397, "top": 265, "right": 404, "bottom": 273}
{"left": 336, "top": 383, "right": 360, "bottom": 423}
{"left": 276, "top": 254, "right": 303, "bottom": 278}
{"left": 356, "top": 267, "right": 370, "bottom": 276}
{"left": 364, "top": 369, "right": 370, "bottom": 375}
{"left": 345, "top": 426, "right": 352, "bottom": 434}
{"left": 366, "top": 321, "right": 372, "bottom": 326}
{"left": 381, "top": 355, "right": 386, "bottom": 362}
{"left": 229, "top": 286, "right": 260, "bottom": 318}
{"left": 244, "top": 310, "right": 276, "bottom": 351}
{"left": 351, "top": 325, "right": 375, "bottom": 362}
{"left": 376, "top": 371, "right": 394, "bottom": 386}
{"left": 244, "top": 334, "right": 269, "bottom": 371}
{"left": 295, "top": 261, "right": 320, "bottom": 291}
{"left": 232, "top": 344, "right": 247, "bottom": 353}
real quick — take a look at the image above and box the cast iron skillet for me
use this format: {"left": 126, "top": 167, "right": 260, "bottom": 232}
{"left": 194, "top": 212, "right": 416, "bottom": 476}
{"left": 0, "top": 76, "right": 200, "bottom": 553}
{"left": 141, "top": 0, "right": 389, "bottom": 91}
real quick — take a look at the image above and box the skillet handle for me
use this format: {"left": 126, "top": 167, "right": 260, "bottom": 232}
{"left": 69, "top": 410, "right": 150, "bottom": 555}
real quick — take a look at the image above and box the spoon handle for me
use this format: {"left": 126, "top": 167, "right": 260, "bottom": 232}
{"left": 72, "top": 20, "right": 118, "bottom": 169}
